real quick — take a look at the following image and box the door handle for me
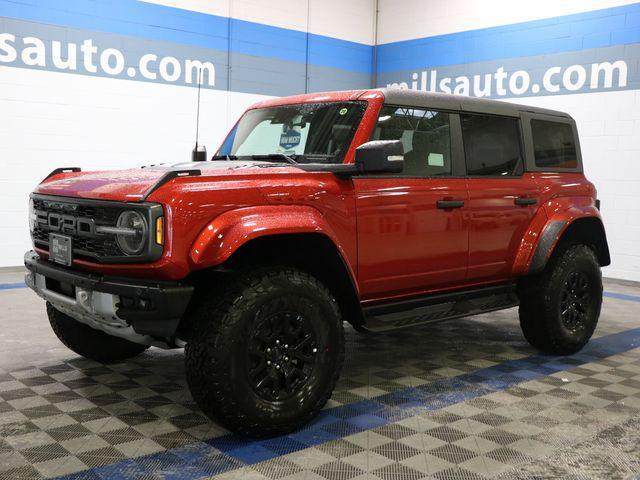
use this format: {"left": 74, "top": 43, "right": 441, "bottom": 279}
{"left": 437, "top": 200, "right": 465, "bottom": 209}
{"left": 514, "top": 197, "right": 537, "bottom": 206}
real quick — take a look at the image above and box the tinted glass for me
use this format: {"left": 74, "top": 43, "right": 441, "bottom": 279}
{"left": 461, "top": 114, "right": 522, "bottom": 176}
{"left": 371, "top": 106, "right": 451, "bottom": 176}
{"left": 218, "top": 102, "right": 366, "bottom": 164}
{"left": 531, "top": 119, "right": 578, "bottom": 169}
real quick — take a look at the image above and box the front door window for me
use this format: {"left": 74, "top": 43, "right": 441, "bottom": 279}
{"left": 371, "top": 106, "right": 452, "bottom": 177}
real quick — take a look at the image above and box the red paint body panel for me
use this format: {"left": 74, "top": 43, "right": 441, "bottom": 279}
{"left": 30, "top": 89, "right": 603, "bottom": 307}
{"left": 189, "top": 201, "right": 357, "bottom": 287}
{"left": 511, "top": 173, "right": 602, "bottom": 275}
{"left": 37, "top": 169, "right": 166, "bottom": 201}
{"left": 354, "top": 177, "right": 468, "bottom": 301}
{"left": 466, "top": 174, "right": 540, "bottom": 282}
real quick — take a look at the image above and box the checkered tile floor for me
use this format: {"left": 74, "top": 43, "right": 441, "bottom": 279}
{"left": 1, "top": 280, "right": 640, "bottom": 479}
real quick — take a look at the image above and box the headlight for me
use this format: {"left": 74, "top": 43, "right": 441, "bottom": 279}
{"left": 115, "top": 210, "right": 147, "bottom": 255}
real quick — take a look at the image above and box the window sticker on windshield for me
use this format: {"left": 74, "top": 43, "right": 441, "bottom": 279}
{"left": 279, "top": 125, "right": 301, "bottom": 149}
{"left": 428, "top": 152, "right": 444, "bottom": 167}
{"left": 339, "top": 107, "right": 348, "bottom": 115}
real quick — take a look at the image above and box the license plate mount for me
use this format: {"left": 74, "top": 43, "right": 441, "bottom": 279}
{"left": 49, "top": 233, "right": 73, "bottom": 266}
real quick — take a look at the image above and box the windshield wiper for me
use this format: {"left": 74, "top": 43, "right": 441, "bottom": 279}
{"left": 250, "top": 154, "right": 299, "bottom": 165}
{"left": 210, "top": 155, "right": 238, "bottom": 161}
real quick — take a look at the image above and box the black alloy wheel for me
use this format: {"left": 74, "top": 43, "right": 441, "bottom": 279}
{"left": 559, "top": 270, "right": 590, "bottom": 332}
{"left": 247, "top": 311, "right": 320, "bottom": 402}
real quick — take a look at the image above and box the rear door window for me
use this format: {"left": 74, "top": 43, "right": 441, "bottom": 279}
{"left": 531, "top": 119, "right": 578, "bottom": 169}
{"left": 461, "top": 114, "right": 522, "bottom": 176}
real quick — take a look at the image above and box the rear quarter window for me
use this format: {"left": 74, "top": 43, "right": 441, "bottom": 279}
{"left": 531, "top": 119, "right": 578, "bottom": 169}
{"left": 461, "top": 114, "right": 522, "bottom": 176}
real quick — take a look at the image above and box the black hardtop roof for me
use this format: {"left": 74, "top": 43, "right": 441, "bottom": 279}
{"left": 377, "top": 88, "right": 572, "bottom": 119}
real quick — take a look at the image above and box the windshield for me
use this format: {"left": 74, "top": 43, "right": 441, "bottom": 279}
{"left": 217, "top": 101, "right": 366, "bottom": 164}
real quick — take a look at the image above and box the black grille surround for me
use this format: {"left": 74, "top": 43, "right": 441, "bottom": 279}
{"left": 30, "top": 194, "right": 164, "bottom": 264}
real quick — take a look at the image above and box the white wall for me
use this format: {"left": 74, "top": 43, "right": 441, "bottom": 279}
{"left": 377, "top": 0, "right": 636, "bottom": 43}
{"left": 144, "top": 0, "right": 376, "bottom": 44}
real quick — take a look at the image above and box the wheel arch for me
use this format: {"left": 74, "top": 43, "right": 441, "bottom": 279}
{"left": 190, "top": 229, "right": 363, "bottom": 329}
{"left": 190, "top": 205, "right": 350, "bottom": 267}
{"left": 528, "top": 215, "right": 610, "bottom": 275}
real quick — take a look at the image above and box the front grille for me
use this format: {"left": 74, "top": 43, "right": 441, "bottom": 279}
{"left": 32, "top": 225, "right": 123, "bottom": 259}
{"left": 30, "top": 194, "right": 164, "bottom": 264}
{"left": 32, "top": 198, "right": 121, "bottom": 224}
{"left": 31, "top": 197, "right": 127, "bottom": 262}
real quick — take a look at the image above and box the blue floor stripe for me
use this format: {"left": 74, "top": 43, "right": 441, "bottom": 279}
{"left": 604, "top": 291, "right": 640, "bottom": 303}
{"left": 56, "top": 326, "right": 640, "bottom": 480}
{"left": 0, "top": 282, "right": 26, "bottom": 291}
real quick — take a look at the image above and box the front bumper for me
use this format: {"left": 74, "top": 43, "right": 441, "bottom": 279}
{"left": 24, "top": 251, "right": 194, "bottom": 347}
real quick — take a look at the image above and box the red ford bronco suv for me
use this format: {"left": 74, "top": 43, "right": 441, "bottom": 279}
{"left": 25, "top": 88, "right": 610, "bottom": 437}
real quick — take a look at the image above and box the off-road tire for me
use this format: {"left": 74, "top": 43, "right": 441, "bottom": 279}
{"left": 184, "top": 267, "right": 345, "bottom": 438}
{"left": 47, "top": 303, "right": 149, "bottom": 363}
{"left": 518, "top": 244, "right": 602, "bottom": 355}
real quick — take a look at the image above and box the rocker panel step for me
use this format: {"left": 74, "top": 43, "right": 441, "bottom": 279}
{"left": 361, "top": 284, "right": 519, "bottom": 332}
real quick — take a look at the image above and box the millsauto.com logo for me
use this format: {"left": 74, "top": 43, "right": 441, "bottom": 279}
{"left": 387, "top": 62, "right": 629, "bottom": 97}
{"left": 0, "top": 33, "right": 216, "bottom": 87}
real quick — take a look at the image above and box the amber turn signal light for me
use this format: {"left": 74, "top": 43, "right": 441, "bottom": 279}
{"left": 155, "top": 217, "right": 164, "bottom": 245}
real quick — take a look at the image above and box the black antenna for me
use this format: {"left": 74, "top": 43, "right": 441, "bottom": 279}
{"left": 195, "top": 67, "right": 202, "bottom": 147}
{"left": 192, "top": 67, "right": 206, "bottom": 161}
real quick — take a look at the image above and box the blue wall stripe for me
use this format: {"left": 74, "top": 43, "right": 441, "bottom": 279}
{"left": 55, "top": 326, "right": 640, "bottom": 479}
{"left": 376, "top": 2, "right": 640, "bottom": 73}
{"left": 1, "top": 1, "right": 639, "bottom": 93}
{"left": 0, "top": 0, "right": 230, "bottom": 51}
{"left": 2, "top": 1, "right": 637, "bottom": 89}
{"left": 0, "top": 0, "right": 373, "bottom": 74}
{"left": 0, "top": 15, "right": 371, "bottom": 96}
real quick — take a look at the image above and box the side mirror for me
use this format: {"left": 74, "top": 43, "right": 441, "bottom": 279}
{"left": 192, "top": 144, "right": 207, "bottom": 162}
{"left": 355, "top": 140, "right": 404, "bottom": 174}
